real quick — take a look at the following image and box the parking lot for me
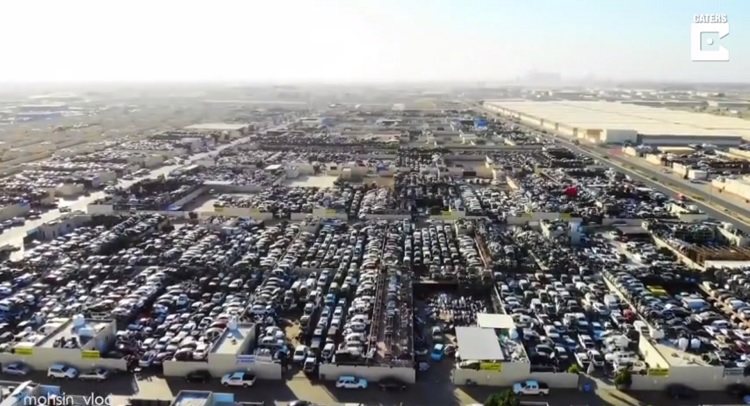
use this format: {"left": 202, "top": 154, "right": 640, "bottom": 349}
{"left": 4, "top": 107, "right": 750, "bottom": 406}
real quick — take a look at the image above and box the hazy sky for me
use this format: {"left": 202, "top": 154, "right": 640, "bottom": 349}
{"left": 1, "top": 0, "right": 747, "bottom": 83}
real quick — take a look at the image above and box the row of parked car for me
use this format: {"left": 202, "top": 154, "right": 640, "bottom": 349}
{"left": 1, "top": 362, "right": 111, "bottom": 381}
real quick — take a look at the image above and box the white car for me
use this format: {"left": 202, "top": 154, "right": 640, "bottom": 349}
{"left": 79, "top": 368, "right": 111, "bottom": 381}
{"left": 48, "top": 364, "right": 78, "bottom": 379}
{"left": 293, "top": 345, "right": 309, "bottom": 363}
{"left": 2, "top": 362, "right": 30, "bottom": 376}
{"left": 335, "top": 376, "right": 368, "bottom": 389}
{"left": 221, "top": 371, "right": 256, "bottom": 387}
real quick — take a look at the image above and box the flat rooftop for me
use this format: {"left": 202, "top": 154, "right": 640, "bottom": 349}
{"left": 172, "top": 391, "right": 211, "bottom": 406}
{"left": 455, "top": 326, "right": 505, "bottom": 361}
{"left": 211, "top": 324, "right": 254, "bottom": 355}
{"left": 476, "top": 313, "right": 516, "bottom": 330}
{"left": 486, "top": 101, "right": 750, "bottom": 138}
{"left": 653, "top": 340, "right": 710, "bottom": 367}
{"left": 184, "top": 123, "right": 248, "bottom": 131}
{"left": 36, "top": 318, "right": 110, "bottom": 348}
{"left": 284, "top": 175, "right": 338, "bottom": 188}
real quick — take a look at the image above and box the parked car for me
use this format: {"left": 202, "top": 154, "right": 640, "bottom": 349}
{"left": 378, "top": 377, "right": 407, "bottom": 391}
{"left": 335, "top": 376, "right": 368, "bottom": 389}
{"left": 48, "top": 364, "right": 79, "bottom": 379}
{"left": 2, "top": 362, "right": 30, "bottom": 376}
{"left": 293, "top": 345, "right": 309, "bottom": 363}
{"left": 79, "top": 368, "right": 111, "bottom": 381}
{"left": 512, "top": 380, "right": 549, "bottom": 396}
{"left": 186, "top": 370, "right": 212, "bottom": 383}
{"left": 666, "top": 384, "right": 697, "bottom": 399}
{"left": 221, "top": 371, "right": 256, "bottom": 387}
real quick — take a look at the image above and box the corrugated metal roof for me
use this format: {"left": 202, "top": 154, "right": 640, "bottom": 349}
{"left": 455, "top": 326, "right": 505, "bottom": 361}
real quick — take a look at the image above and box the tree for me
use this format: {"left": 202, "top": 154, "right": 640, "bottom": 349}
{"left": 614, "top": 369, "right": 633, "bottom": 390}
{"left": 485, "top": 390, "right": 520, "bottom": 406}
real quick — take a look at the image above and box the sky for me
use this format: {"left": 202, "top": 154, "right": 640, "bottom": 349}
{"left": 0, "top": 0, "right": 747, "bottom": 83}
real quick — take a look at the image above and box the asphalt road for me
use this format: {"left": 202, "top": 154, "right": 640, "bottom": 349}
{"left": 567, "top": 141, "right": 750, "bottom": 233}
{"left": 476, "top": 103, "right": 750, "bottom": 233}
{"left": 1, "top": 372, "right": 740, "bottom": 406}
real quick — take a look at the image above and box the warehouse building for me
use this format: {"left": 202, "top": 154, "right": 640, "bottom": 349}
{"left": 183, "top": 123, "right": 250, "bottom": 139}
{"left": 484, "top": 101, "right": 748, "bottom": 146}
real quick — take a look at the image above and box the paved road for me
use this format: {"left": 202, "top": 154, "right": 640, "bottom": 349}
{"left": 569, "top": 141, "right": 750, "bottom": 233}
{"left": 1, "top": 373, "right": 739, "bottom": 406}
{"left": 476, "top": 104, "right": 750, "bottom": 233}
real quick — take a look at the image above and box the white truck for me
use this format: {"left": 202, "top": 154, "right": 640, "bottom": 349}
{"left": 512, "top": 380, "right": 549, "bottom": 396}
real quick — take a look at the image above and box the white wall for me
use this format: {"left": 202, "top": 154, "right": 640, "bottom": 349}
{"left": 602, "top": 129, "right": 638, "bottom": 144}
{"left": 162, "top": 359, "right": 282, "bottom": 380}
{"left": 0, "top": 203, "right": 30, "bottom": 221}
{"left": 318, "top": 364, "right": 415, "bottom": 384}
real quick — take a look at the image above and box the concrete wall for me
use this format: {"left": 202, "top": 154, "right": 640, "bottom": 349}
{"left": 203, "top": 183, "right": 264, "bottom": 193}
{"left": 363, "top": 214, "right": 410, "bottom": 221}
{"left": 623, "top": 147, "right": 638, "bottom": 157}
{"left": 0, "top": 351, "right": 127, "bottom": 372}
{"left": 87, "top": 204, "right": 115, "bottom": 215}
{"left": 172, "top": 186, "right": 207, "bottom": 208}
{"left": 311, "top": 207, "right": 348, "bottom": 220}
{"left": 205, "top": 208, "right": 274, "bottom": 221}
{"left": 628, "top": 364, "right": 749, "bottom": 391}
{"left": 638, "top": 336, "right": 670, "bottom": 371}
{"left": 506, "top": 213, "right": 581, "bottom": 225}
{"left": 453, "top": 364, "right": 578, "bottom": 388}
{"left": 0, "top": 203, "right": 30, "bottom": 221}
{"left": 162, "top": 359, "right": 282, "bottom": 380}
{"left": 672, "top": 163, "right": 689, "bottom": 177}
{"left": 601, "top": 218, "right": 644, "bottom": 227}
{"left": 728, "top": 148, "right": 750, "bottom": 160}
{"left": 645, "top": 154, "right": 663, "bottom": 165}
{"left": 318, "top": 364, "right": 415, "bottom": 384}
{"left": 602, "top": 129, "right": 638, "bottom": 144}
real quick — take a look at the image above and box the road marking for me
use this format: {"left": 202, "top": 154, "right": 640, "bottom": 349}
{"left": 477, "top": 105, "right": 750, "bottom": 225}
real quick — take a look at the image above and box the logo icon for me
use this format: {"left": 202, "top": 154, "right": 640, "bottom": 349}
{"left": 691, "top": 14, "right": 729, "bottom": 62}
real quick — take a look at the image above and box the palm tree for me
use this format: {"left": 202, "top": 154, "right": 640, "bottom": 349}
{"left": 485, "top": 389, "right": 521, "bottom": 406}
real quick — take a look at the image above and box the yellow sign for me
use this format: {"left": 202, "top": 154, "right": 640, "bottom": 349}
{"left": 324, "top": 209, "right": 337, "bottom": 216}
{"left": 521, "top": 213, "right": 532, "bottom": 218}
{"left": 249, "top": 208, "right": 260, "bottom": 214}
{"left": 648, "top": 368, "right": 669, "bottom": 377}
{"left": 82, "top": 350, "right": 100, "bottom": 359}
{"left": 15, "top": 347, "right": 33, "bottom": 355}
{"left": 214, "top": 207, "right": 224, "bottom": 212}
{"left": 480, "top": 362, "right": 502, "bottom": 372}
{"left": 440, "top": 211, "right": 454, "bottom": 217}
{"left": 561, "top": 213, "right": 571, "bottom": 220}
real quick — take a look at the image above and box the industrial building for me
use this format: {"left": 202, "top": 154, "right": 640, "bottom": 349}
{"left": 183, "top": 123, "right": 250, "bottom": 139}
{"left": 484, "top": 101, "right": 749, "bottom": 146}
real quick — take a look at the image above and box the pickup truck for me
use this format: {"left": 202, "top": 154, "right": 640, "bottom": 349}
{"left": 512, "top": 380, "right": 549, "bottom": 396}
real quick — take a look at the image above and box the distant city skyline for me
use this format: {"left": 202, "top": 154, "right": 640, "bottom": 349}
{"left": 1, "top": 0, "right": 748, "bottom": 83}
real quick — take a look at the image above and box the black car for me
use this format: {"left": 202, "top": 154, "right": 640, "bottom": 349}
{"left": 185, "top": 370, "right": 212, "bottom": 383}
{"left": 666, "top": 384, "right": 697, "bottom": 399}
{"left": 727, "top": 383, "right": 749, "bottom": 398}
{"left": 378, "top": 378, "right": 408, "bottom": 391}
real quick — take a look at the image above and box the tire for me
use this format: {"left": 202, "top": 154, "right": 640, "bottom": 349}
{"left": 243, "top": 383, "right": 249, "bottom": 388}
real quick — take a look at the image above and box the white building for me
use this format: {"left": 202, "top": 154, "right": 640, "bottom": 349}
{"left": 484, "top": 101, "right": 748, "bottom": 146}
{"left": 183, "top": 123, "right": 249, "bottom": 138}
